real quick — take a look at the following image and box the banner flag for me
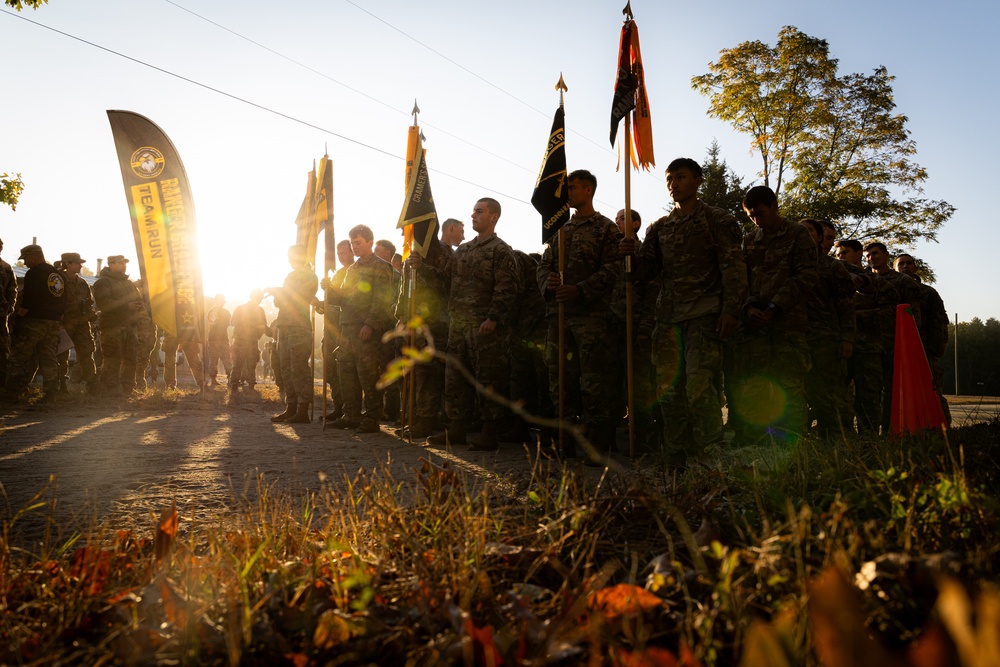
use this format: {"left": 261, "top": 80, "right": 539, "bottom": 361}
{"left": 106, "top": 110, "right": 204, "bottom": 339}
{"left": 294, "top": 164, "right": 318, "bottom": 266}
{"left": 315, "top": 155, "right": 335, "bottom": 276}
{"left": 532, "top": 105, "right": 570, "bottom": 244}
{"left": 610, "top": 19, "right": 655, "bottom": 170}
{"left": 397, "top": 127, "right": 440, "bottom": 259}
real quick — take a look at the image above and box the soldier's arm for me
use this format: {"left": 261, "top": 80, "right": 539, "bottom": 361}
{"left": 768, "top": 226, "right": 818, "bottom": 314}
{"left": 716, "top": 216, "right": 749, "bottom": 320}
{"left": 488, "top": 247, "right": 520, "bottom": 326}
{"left": 629, "top": 221, "right": 662, "bottom": 284}
{"left": 366, "top": 263, "right": 394, "bottom": 331}
{"left": 574, "top": 223, "right": 622, "bottom": 305}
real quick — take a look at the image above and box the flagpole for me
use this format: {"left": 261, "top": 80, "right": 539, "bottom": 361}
{"left": 558, "top": 227, "right": 566, "bottom": 457}
{"left": 406, "top": 264, "right": 416, "bottom": 444}
{"left": 624, "top": 119, "right": 636, "bottom": 460}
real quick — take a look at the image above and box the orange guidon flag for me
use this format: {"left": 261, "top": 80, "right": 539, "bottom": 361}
{"left": 609, "top": 19, "right": 655, "bottom": 171}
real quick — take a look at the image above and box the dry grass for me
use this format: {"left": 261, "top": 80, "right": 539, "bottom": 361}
{"left": 1, "top": 420, "right": 999, "bottom": 666}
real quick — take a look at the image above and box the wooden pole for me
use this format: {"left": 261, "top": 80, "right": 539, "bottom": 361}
{"left": 406, "top": 264, "right": 417, "bottom": 444}
{"left": 624, "top": 121, "right": 636, "bottom": 459}
{"left": 558, "top": 227, "right": 566, "bottom": 456}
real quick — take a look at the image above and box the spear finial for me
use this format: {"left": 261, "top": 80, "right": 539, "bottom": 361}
{"left": 411, "top": 99, "right": 420, "bottom": 126}
{"left": 556, "top": 72, "right": 568, "bottom": 106}
{"left": 622, "top": 0, "right": 633, "bottom": 20}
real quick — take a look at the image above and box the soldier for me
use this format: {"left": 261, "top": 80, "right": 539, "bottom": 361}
{"left": 440, "top": 218, "right": 465, "bottom": 249}
{"left": 621, "top": 158, "right": 747, "bottom": 467}
{"left": 537, "top": 170, "right": 620, "bottom": 460}
{"left": 609, "top": 209, "right": 660, "bottom": 453}
{"left": 834, "top": 240, "right": 898, "bottom": 434}
{"left": 93, "top": 255, "right": 143, "bottom": 395}
{"left": 206, "top": 294, "right": 233, "bottom": 386}
{"left": 1, "top": 245, "right": 66, "bottom": 400}
{"left": 269, "top": 245, "right": 318, "bottom": 424}
{"left": 374, "top": 239, "right": 402, "bottom": 423}
{"left": 328, "top": 226, "right": 394, "bottom": 433}
{"left": 395, "top": 236, "right": 451, "bottom": 439}
{"left": 133, "top": 278, "right": 157, "bottom": 391}
{"left": 819, "top": 220, "right": 838, "bottom": 256}
{"left": 894, "top": 253, "right": 951, "bottom": 425}
{"left": 228, "top": 288, "right": 269, "bottom": 399}
{"left": 417, "top": 197, "right": 518, "bottom": 450}
{"left": 799, "top": 220, "right": 856, "bottom": 437}
{"left": 734, "top": 186, "right": 818, "bottom": 443}
{"left": 864, "top": 242, "right": 922, "bottom": 433}
{"left": 0, "top": 239, "right": 16, "bottom": 387}
{"left": 162, "top": 327, "right": 205, "bottom": 389}
{"left": 57, "top": 252, "right": 98, "bottom": 393}
{"left": 321, "top": 240, "right": 355, "bottom": 421}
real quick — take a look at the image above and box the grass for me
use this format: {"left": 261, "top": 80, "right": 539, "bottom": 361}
{"left": 0, "top": 419, "right": 998, "bottom": 666}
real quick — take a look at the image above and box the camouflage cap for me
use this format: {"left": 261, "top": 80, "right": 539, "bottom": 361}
{"left": 18, "top": 244, "right": 42, "bottom": 259}
{"left": 61, "top": 252, "right": 86, "bottom": 264}
{"left": 107, "top": 255, "right": 129, "bottom": 264}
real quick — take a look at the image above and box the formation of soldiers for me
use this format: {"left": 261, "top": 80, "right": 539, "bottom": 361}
{"left": 0, "top": 156, "right": 949, "bottom": 470}
{"left": 284, "top": 157, "right": 949, "bottom": 467}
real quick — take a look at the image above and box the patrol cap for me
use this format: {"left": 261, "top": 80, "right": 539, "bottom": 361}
{"left": 107, "top": 255, "right": 129, "bottom": 264}
{"left": 18, "top": 244, "right": 42, "bottom": 259}
{"left": 61, "top": 252, "right": 86, "bottom": 264}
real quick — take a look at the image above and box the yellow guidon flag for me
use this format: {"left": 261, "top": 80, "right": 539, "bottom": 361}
{"left": 106, "top": 110, "right": 205, "bottom": 340}
{"left": 397, "top": 126, "right": 440, "bottom": 260}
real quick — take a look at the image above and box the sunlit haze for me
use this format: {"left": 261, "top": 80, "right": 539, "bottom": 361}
{"left": 2, "top": 0, "right": 996, "bottom": 318}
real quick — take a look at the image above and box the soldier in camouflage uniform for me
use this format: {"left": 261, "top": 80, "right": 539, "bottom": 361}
{"left": 56, "top": 252, "right": 98, "bottom": 393}
{"left": 321, "top": 240, "right": 355, "bottom": 420}
{"left": 622, "top": 158, "right": 748, "bottom": 466}
{"left": 374, "top": 239, "right": 402, "bottom": 423}
{"left": 93, "top": 255, "right": 143, "bottom": 395}
{"left": 419, "top": 198, "right": 519, "bottom": 450}
{"left": 835, "top": 240, "right": 899, "bottom": 435}
{"left": 395, "top": 238, "right": 452, "bottom": 439}
{"left": 206, "top": 294, "right": 233, "bottom": 387}
{"left": 500, "top": 249, "right": 551, "bottom": 444}
{"left": 0, "top": 239, "right": 16, "bottom": 387}
{"left": 609, "top": 209, "right": 661, "bottom": 453}
{"left": 269, "top": 245, "right": 318, "bottom": 424}
{"left": 229, "top": 288, "right": 269, "bottom": 398}
{"left": 734, "top": 187, "right": 818, "bottom": 444}
{"left": 895, "top": 253, "right": 951, "bottom": 426}
{"left": 327, "top": 226, "right": 394, "bottom": 433}
{"left": 2, "top": 245, "right": 66, "bottom": 400}
{"left": 537, "top": 170, "right": 620, "bottom": 459}
{"left": 133, "top": 278, "right": 157, "bottom": 391}
{"left": 865, "top": 242, "right": 922, "bottom": 433}
{"left": 799, "top": 220, "right": 856, "bottom": 437}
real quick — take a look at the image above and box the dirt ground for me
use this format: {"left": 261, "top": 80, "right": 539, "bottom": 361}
{"left": 0, "top": 378, "right": 541, "bottom": 547}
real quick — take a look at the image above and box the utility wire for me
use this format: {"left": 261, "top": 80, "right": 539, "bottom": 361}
{"left": 0, "top": 8, "right": 531, "bottom": 204}
{"left": 161, "top": 0, "right": 536, "bottom": 176}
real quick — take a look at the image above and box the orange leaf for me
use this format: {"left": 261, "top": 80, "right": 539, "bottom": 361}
{"left": 590, "top": 584, "right": 664, "bottom": 620}
{"left": 154, "top": 503, "right": 179, "bottom": 562}
{"left": 613, "top": 646, "right": 679, "bottom": 667}
{"left": 284, "top": 652, "right": 309, "bottom": 667}
{"left": 464, "top": 618, "right": 504, "bottom": 667}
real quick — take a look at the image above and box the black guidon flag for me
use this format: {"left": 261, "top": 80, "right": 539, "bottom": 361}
{"left": 609, "top": 20, "right": 637, "bottom": 147}
{"left": 532, "top": 105, "right": 570, "bottom": 244}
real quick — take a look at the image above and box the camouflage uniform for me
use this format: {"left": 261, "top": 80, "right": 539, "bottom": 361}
{"left": 0, "top": 258, "right": 16, "bottom": 386}
{"left": 6, "top": 262, "right": 66, "bottom": 395}
{"left": 230, "top": 301, "right": 268, "bottom": 387}
{"left": 428, "top": 232, "right": 518, "bottom": 423}
{"left": 804, "top": 254, "right": 856, "bottom": 437}
{"left": 844, "top": 265, "right": 898, "bottom": 434}
{"left": 162, "top": 329, "right": 205, "bottom": 388}
{"left": 911, "top": 278, "right": 950, "bottom": 426}
{"left": 133, "top": 284, "right": 157, "bottom": 390}
{"left": 331, "top": 253, "right": 393, "bottom": 426}
{"left": 274, "top": 266, "right": 318, "bottom": 408}
{"left": 57, "top": 271, "right": 98, "bottom": 390}
{"left": 93, "top": 266, "right": 141, "bottom": 393}
{"left": 382, "top": 266, "right": 403, "bottom": 421}
{"left": 734, "top": 218, "right": 818, "bottom": 443}
{"left": 536, "top": 212, "right": 620, "bottom": 445}
{"left": 876, "top": 268, "right": 922, "bottom": 433}
{"left": 631, "top": 201, "right": 747, "bottom": 460}
{"left": 206, "top": 305, "right": 233, "bottom": 384}
{"left": 323, "top": 264, "right": 351, "bottom": 416}
{"left": 609, "top": 238, "right": 660, "bottom": 452}
{"left": 395, "top": 242, "right": 451, "bottom": 425}
{"left": 508, "top": 250, "right": 552, "bottom": 428}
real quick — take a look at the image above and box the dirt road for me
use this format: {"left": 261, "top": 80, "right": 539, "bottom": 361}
{"left": 0, "top": 384, "right": 535, "bottom": 546}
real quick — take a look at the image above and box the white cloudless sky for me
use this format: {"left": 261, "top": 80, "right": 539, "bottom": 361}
{"left": 1, "top": 0, "right": 995, "bottom": 320}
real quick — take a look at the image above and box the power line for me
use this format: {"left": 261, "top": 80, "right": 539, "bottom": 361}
{"left": 160, "top": 0, "right": 536, "bottom": 176}
{"left": 0, "top": 8, "right": 531, "bottom": 205}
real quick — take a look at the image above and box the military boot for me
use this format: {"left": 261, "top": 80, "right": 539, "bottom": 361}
{"left": 427, "top": 422, "right": 466, "bottom": 446}
{"left": 285, "top": 403, "right": 311, "bottom": 424}
{"left": 470, "top": 419, "right": 499, "bottom": 451}
{"left": 271, "top": 403, "right": 297, "bottom": 422}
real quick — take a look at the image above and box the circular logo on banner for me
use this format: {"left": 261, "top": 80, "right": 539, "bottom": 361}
{"left": 131, "top": 147, "right": 165, "bottom": 178}
{"left": 48, "top": 272, "right": 65, "bottom": 297}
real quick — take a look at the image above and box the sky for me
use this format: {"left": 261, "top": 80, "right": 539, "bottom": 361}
{"left": 1, "top": 0, "right": 997, "bottom": 320}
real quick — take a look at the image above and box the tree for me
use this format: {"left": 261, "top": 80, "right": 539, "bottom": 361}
{"left": 692, "top": 26, "right": 953, "bottom": 250}
{"left": 0, "top": 173, "right": 24, "bottom": 211}
{"left": 698, "top": 140, "right": 752, "bottom": 233}
{"left": 4, "top": 1, "right": 48, "bottom": 9}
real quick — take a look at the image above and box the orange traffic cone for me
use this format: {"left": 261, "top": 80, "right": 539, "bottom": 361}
{"left": 891, "top": 304, "right": 946, "bottom": 435}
